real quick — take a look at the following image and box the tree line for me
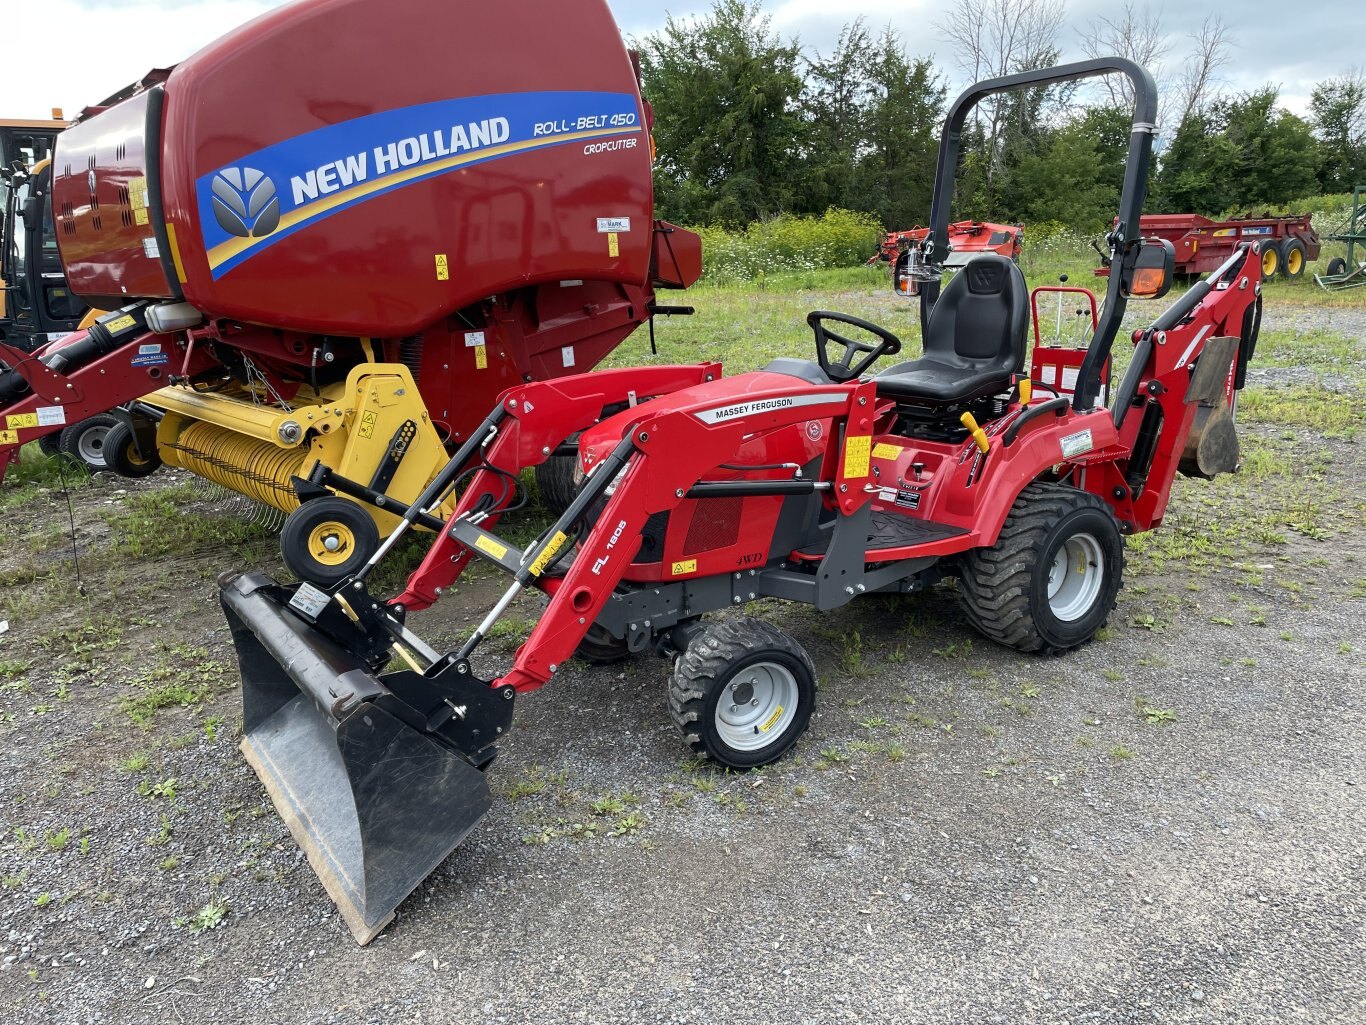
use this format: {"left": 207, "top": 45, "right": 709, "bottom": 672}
{"left": 637, "top": 0, "right": 1366, "bottom": 231}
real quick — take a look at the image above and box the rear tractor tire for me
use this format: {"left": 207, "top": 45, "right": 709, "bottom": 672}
{"left": 668, "top": 617, "right": 816, "bottom": 769}
{"left": 103, "top": 422, "right": 162, "bottom": 479}
{"left": 1280, "top": 238, "right": 1307, "bottom": 279}
{"left": 958, "top": 482, "right": 1124, "bottom": 655}
{"left": 534, "top": 451, "right": 581, "bottom": 516}
{"left": 280, "top": 496, "right": 381, "bottom": 587}
{"left": 58, "top": 414, "right": 120, "bottom": 471}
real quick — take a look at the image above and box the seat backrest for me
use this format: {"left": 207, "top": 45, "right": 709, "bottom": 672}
{"left": 923, "top": 254, "right": 1028, "bottom": 370}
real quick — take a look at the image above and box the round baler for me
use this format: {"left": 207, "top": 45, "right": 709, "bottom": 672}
{"left": 0, "top": 0, "right": 699, "bottom": 581}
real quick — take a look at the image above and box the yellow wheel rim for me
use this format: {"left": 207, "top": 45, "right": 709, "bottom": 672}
{"left": 1261, "top": 246, "right": 1279, "bottom": 276}
{"left": 1287, "top": 247, "right": 1303, "bottom": 274}
{"left": 306, "top": 521, "right": 356, "bottom": 566}
{"left": 123, "top": 442, "right": 153, "bottom": 468}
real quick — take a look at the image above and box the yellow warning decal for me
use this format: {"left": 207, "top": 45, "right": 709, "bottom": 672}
{"left": 871, "top": 442, "right": 901, "bottom": 460}
{"left": 134, "top": 208, "right": 149, "bottom": 226}
{"left": 0, "top": 430, "right": 16, "bottom": 445}
{"left": 435, "top": 253, "right": 449, "bottom": 281}
{"left": 105, "top": 314, "right": 136, "bottom": 333}
{"left": 528, "top": 531, "right": 570, "bottom": 577}
{"left": 607, "top": 232, "right": 619, "bottom": 258}
{"left": 6, "top": 413, "right": 38, "bottom": 429}
{"left": 759, "top": 705, "right": 785, "bottom": 733}
{"left": 128, "top": 176, "right": 149, "bottom": 210}
{"left": 358, "top": 410, "right": 378, "bottom": 439}
{"left": 474, "top": 535, "right": 509, "bottom": 561}
{"left": 671, "top": 559, "right": 697, "bottom": 576}
{"left": 474, "top": 345, "right": 488, "bottom": 370}
{"left": 843, "top": 434, "right": 871, "bottom": 477}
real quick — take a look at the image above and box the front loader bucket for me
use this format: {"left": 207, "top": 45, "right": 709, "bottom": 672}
{"left": 220, "top": 572, "right": 500, "bottom": 944}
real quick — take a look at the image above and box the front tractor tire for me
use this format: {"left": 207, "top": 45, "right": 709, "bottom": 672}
{"left": 280, "top": 496, "right": 381, "bottom": 587}
{"left": 959, "top": 483, "right": 1124, "bottom": 656}
{"left": 668, "top": 618, "right": 816, "bottom": 769}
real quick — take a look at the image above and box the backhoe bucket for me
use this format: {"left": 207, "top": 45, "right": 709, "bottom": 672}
{"left": 220, "top": 572, "right": 504, "bottom": 944}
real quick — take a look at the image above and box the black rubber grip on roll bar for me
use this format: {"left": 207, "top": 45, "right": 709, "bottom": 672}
{"left": 1002, "top": 398, "right": 1069, "bottom": 447}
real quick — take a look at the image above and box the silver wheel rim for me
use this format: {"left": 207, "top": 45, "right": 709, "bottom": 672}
{"left": 1046, "top": 533, "right": 1104, "bottom": 622}
{"left": 76, "top": 424, "right": 112, "bottom": 467}
{"left": 714, "top": 661, "right": 798, "bottom": 752}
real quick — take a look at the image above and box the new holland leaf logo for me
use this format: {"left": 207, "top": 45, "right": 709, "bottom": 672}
{"left": 211, "top": 167, "right": 281, "bottom": 239}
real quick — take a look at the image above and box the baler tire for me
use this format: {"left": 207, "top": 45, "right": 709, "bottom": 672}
{"left": 280, "top": 497, "right": 381, "bottom": 587}
{"left": 958, "top": 482, "right": 1124, "bottom": 656}
{"left": 58, "top": 414, "right": 120, "bottom": 471}
{"left": 534, "top": 452, "right": 580, "bottom": 516}
{"left": 103, "top": 423, "right": 162, "bottom": 479}
{"left": 1326, "top": 257, "right": 1347, "bottom": 277}
{"left": 1281, "top": 238, "right": 1307, "bottom": 279}
{"left": 668, "top": 617, "right": 816, "bottom": 769}
{"left": 575, "top": 624, "right": 633, "bottom": 665}
{"left": 38, "top": 433, "right": 62, "bottom": 458}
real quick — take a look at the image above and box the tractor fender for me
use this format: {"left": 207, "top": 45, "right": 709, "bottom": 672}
{"left": 936, "top": 407, "right": 1122, "bottom": 548}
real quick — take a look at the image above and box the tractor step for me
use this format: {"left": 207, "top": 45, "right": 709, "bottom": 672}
{"left": 791, "top": 510, "right": 968, "bottom": 562}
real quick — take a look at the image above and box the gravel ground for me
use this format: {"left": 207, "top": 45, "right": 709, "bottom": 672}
{"left": 0, "top": 299, "right": 1361, "bottom": 1025}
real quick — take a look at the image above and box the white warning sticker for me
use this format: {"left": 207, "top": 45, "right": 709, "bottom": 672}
{"left": 36, "top": 406, "right": 66, "bottom": 427}
{"left": 1060, "top": 428, "right": 1094, "bottom": 459}
{"left": 561, "top": 346, "right": 575, "bottom": 367}
{"left": 288, "top": 581, "right": 331, "bottom": 619}
{"left": 596, "top": 217, "right": 631, "bottom": 233}
{"left": 141, "top": 237, "right": 161, "bottom": 259}
{"left": 464, "top": 331, "right": 485, "bottom": 347}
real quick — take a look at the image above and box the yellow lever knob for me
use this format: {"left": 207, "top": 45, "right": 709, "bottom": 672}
{"left": 960, "top": 412, "right": 991, "bottom": 454}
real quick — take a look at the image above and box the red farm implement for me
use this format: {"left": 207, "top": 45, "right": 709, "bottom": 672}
{"left": 872, "top": 220, "right": 1021, "bottom": 275}
{"left": 0, "top": 0, "right": 699, "bottom": 582}
{"left": 1104, "top": 212, "right": 1319, "bottom": 280}
{"left": 210, "top": 57, "right": 1263, "bottom": 942}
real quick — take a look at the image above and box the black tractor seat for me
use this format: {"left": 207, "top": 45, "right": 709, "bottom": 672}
{"left": 873, "top": 254, "right": 1027, "bottom": 406}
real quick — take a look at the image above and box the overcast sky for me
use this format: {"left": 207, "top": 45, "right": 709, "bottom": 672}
{"left": 10, "top": 0, "right": 1343, "bottom": 127}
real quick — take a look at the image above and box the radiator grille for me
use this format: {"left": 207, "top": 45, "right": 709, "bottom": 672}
{"left": 683, "top": 497, "right": 741, "bottom": 556}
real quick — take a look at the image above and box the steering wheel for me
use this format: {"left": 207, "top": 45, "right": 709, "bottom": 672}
{"left": 806, "top": 310, "right": 902, "bottom": 382}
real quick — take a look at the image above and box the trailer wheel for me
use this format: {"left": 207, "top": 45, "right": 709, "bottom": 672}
{"left": 103, "top": 422, "right": 162, "bottom": 479}
{"left": 38, "top": 433, "right": 62, "bottom": 458}
{"left": 959, "top": 482, "right": 1124, "bottom": 655}
{"left": 58, "top": 414, "right": 120, "bottom": 471}
{"left": 534, "top": 452, "right": 580, "bottom": 516}
{"left": 1259, "top": 240, "right": 1280, "bottom": 278}
{"left": 280, "top": 497, "right": 381, "bottom": 586}
{"left": 1280, "top": 238, "right": 1307, "bottom": 278}
{"left": 1326, "top": 257, "right": 1347, "bottom": 277}
{"left": 668, "top": 617, "right": 816, "bottom": 769}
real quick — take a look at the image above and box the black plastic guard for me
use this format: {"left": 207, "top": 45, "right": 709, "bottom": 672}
{"left": 220, "top": 571, "right": 510, "bottom": 944}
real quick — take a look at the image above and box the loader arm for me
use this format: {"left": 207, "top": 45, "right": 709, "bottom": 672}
{"left": 389, "top": 363, "right": 722, "bottom": 610}
{"left": 476, "top": 378, "right": 878, "bottom": 693}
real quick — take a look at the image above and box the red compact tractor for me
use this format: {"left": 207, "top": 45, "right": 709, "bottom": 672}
{"left": 0, "top": 0, "right": 699, "bottom": 579}
{"left": 217, "top": 58, "right": 1263, "bottom": 942}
